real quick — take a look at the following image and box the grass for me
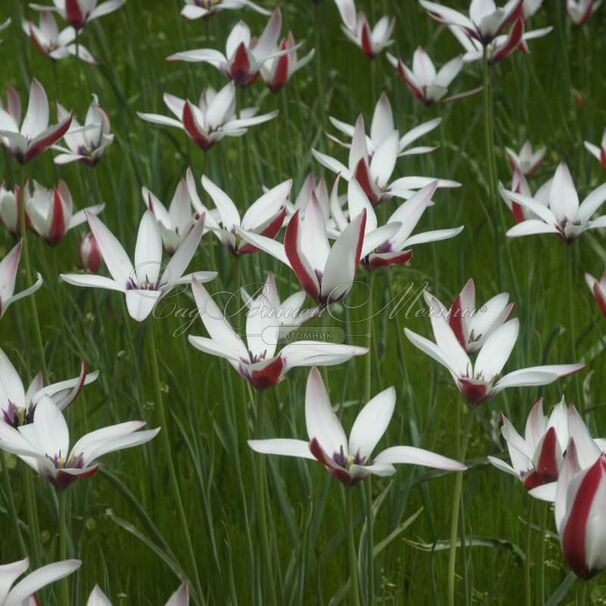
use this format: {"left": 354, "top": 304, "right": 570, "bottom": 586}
{"left": 1, "top": 0, "right": 606, "bottom": 603}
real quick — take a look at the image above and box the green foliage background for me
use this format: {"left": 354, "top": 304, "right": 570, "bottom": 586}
{"left": 1, "top": 0, "right": 606, "bottom": 603}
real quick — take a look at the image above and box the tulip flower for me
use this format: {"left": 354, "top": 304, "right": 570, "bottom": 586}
{"left": 143, "top": 170, "right": 202, "bottom": 254}
{"left": 194, "top": 175, "right": 289, "bottom": 256}
{"left": 448, "top": 19, "right": 552, "bottom": 64}
{"left": 0, "top": 79, "right": 72, "bottom": 164}
{"left": 181, "top": 0, "right": 270, "bottom": 20}
{"left": 24, "top": 179, "right": 104, "bottom": 246}
{"left": 489, "top": 399, "right": 606, "bottom": 499}
{"left": 30, "top": 0, "right": 126, "bottom": 30}
{"left": 167, "top": 9, "right": 283, "bottom": 87}
{"left": 419, "top": 0, "right": 523, "bottom": 45}
{"left": 505, "top": 140, "right": 546, "bottom": 176}
{"left": 138, "top": 82, "right": 277, "bottom": 151}
{"left": 499, "top": 168, "right": 535, "bottom": 223}
{"left": 489, "top": 398, "right": 569, "bottom": 491}
{"left": 189, "top": 279, "right": 367, "bottom": 389}
{"left": 287, "top": 173, "right": 330, "bottom": 220}
{"left": 53, "top": 95, "right": 114, "bottom": 165}
{"left": 0, "top": 241, "right": 43, "bottom": 318}
{"left": 326, "top": 92, "right": 442, "bottom": 158}
{"left": 388, "top": 48, "right": 480, "bottom": 106}
{"left": 0, "top": 183, "right": 20, "bottom": 236}
{"left": 404, "top": 289, "right": 583, "bottom": 406}
{"left": 23, "top": 11, "right": 96, "bottom": 63}
{"left": 584, "top": 269, "right": 606, "bottom": 316}
{"left": 238, "top": 194, "right": 366, "bottom": 304}
{"left": 240, "top": 272, "right": 319, "bottom": 338}
{"left": 0, "top": 347, "right": 97, "bottom": 427}
{"left": 555, "top": 444, "right": 606, "bottom": 578}
{"left": 584, "top": 130, "right": 606, "bottom": 170}
{"left": 61, "top": 211, "right": 216, "bottom": 321}
{"left": 0, "top": 395, "right": 159, "bottom": 489}
{"left": 501, "top": 163, "right": 606, "bottom": 241}
{"left": 331, "top": 179, "right": 463, "bottom": 270}
{"left": 313, "top": 115, "right": 459, "bottom": 205}
{"left": 261, "top": 31, "right": 315, "bottom": 92}
{"left": 249, "top": 367, "right": 466, "bottom": 485}
{"left": 447, "top": 278, "right": 514, "bottom": 353}
{"left": 88, "top": 582, "right": 189, "bottom": 605}
{"left": 0, "top": 558, "right": 81, "bottom": 604}
{"left": 328, "top": 178, "right": 402, "bottom": 269}
{"left": 334, "top": 0, "right": 395, "bottom": 58}
{"left": 79, "top": 232, "right": 102, "bottom": 272}
{"left": 566, "top": 0, "right": 602, "bottom": 25}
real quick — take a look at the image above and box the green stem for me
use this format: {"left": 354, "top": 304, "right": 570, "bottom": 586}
{"left": 577, "top": 581, "right": 588, "bottom": 606}
{"left": 148, "top": 320, "right": 204, "bottom": 604}
{"left": 365, "top": 271, "right": 375, "bottom": 603}
{"left": 482, "top": 46, "right": 497, "bottom": 206}
{"left": 23, "top": 471, "right": 42, "bottom": 568}
{"left": 58, "top": 491, "right": 70, "bottom": 606}
{"left": 447, "top": 408, "right": 475, "bottom": 606}
{"left": 537, "top": 501, "right": 548, "bottom": 606}
{"left": 567, "top": 251, "right": 581, "bottom": 404}
{"left": 345, "top": 486, "right": 361, "bottom": 606}
{"left": 2, "top": 453, "right": 27, "bottom": 556}
{"left": 525, "top": 498, "right": 534, "bottom": 606}
{"left": 249, "top": 385, "right": 278, "bottom": 605}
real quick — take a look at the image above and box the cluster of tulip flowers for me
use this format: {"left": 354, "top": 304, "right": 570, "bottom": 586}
{"left": 1, "top": 0, "right": 606, "bottom": 603}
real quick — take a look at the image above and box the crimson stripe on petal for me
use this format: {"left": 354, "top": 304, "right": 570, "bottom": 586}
{"left": 284, "top": 210, "right": 320, "bottom": 301}
{"left": 561, "top": 456, "right": 606, "bottom": 579}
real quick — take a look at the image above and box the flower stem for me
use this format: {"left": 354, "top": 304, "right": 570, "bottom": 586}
{"left": 537, "top": 500, "right": 548, "bottom": 605}
{"left": 148, "top": 320, "right": 204, "bottom": 604}
{"left": 447, "top": 408, "right": 474, "bottom": 606}
{"left": 23, "top": 471, "right": 42, "bottom": 568}
{"left": 364, "top": 271, "right": 375, "bottom": 603}
{"left": 345, "top": 486, "right": 361, "bottom": 606}
{"left": 2, "top": 454, "right": 27, "bottom": 556}
{"left": 249, "top": 385, "right": 278, "bottom": 606}
{"left": 577, "top": 581, "right": 588, "bottom": 606}
{"left": 525, "top": 497, "right": 534, "bottom": 606}
{"left": 58, "top": 490, "right": 70, "bottom": 606}
{"left": 482, "top": 46, "right": 498, "bottom": 208}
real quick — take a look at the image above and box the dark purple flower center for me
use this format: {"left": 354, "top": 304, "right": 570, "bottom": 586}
{"left": 332, "top": 445, "right": 365, "bottom": 469}
{"left": 2, "top": 401, "right": 34, "bottom": 428}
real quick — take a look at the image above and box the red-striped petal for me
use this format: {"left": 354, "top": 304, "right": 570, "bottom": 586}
{"left": 284, "top": 210, "right": 320, "bottom": 301}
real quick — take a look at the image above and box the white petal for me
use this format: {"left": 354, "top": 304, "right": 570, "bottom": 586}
{"left": 348, "top": 387, "right": 395, "bottom": 460}
{"left": 247, "top": 438, "right": 314, "bottom": 460}
{"left": 60, "top": 273, "right": 124, "bottom": 292}
{"left": 549, "top": 162, "right": 579, "bottom": 220}
{"left": 201, "top": 175, "right": 241, "bottom": 230}
{"left": 474, "top": 319, "right": 519, "bottom": 381}
{"left": 125, "top": 289, "right": 161, "bottom": 322}
{"left": 280, "top": 342, "right": 367, "bottom": 368}
{"left": 5, "top": 560, "right": 81, "bottom": 606}
{"left": 134, "top": 212, "right": 162, "bottom": 285}
{"left": 304, "top": 367, "right": 347, "bottom": 456}
{"left": 86, "top": 213, "right": 133, "bottom": 287}
{"left": 506, "top": 220, "right": 559, "bottom": 238}
{"left": 374, "top": 445, "right": 467, "bottom": 471}
{"left": 0, "top": 348, "right": 25, "bottom": 409}
{"left": 87, "top": 585, "right": 113, "bottom": 606}
{"left": 190, "top": 278, "right": 248, "bottom": 360}
{"left": 21, "top": 79, "right": 49, "bottom": 139}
